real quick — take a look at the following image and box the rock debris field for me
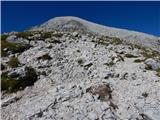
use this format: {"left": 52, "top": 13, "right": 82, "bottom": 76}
{"left": 1, "top": 17, "right": 160, "bottom": 120}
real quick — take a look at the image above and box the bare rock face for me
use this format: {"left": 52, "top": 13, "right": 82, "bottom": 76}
{"left": 1, "top": 17, "right": 160, "bottom": 120}
{"left": 144, "top": 58, "right": 160, "bottom": 70}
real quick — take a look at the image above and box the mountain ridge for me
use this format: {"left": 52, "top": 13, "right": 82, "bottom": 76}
{"left": 30, "top": 16, "right": 160, "bottom": 53}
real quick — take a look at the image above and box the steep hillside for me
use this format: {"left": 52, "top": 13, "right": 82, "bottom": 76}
{"left": 1, "top": 17, "right": 160, "bottom": 120}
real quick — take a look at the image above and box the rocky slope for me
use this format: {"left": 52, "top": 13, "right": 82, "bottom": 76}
{"left": 1, "top": 16, "right": 160, "bottom": 120}
{"left": 30, "top": 16, "right": 160, "bottom": 53}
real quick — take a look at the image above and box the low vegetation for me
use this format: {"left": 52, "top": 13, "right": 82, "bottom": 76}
{"left": 110, "top": 37, "right": 123, "bottom": 45}
{"left": 104, "top": 61, "right": 115, "bottom": 67}
{"left": 7, "top": 57, "right": 19, "bottom": 68}
{"left": 1, "top": 64, "right": 6, "bottom": 70}
{"left": 37, "top": 53, "right": 52, "bottom": 60}
{"left": 1, "top": 39, "right": 31, "bottom": 57}
{"left": 124, "top": 53, "right": 138, "bottom": 58}
{"left": 1, "top": 73, "right": 18, "bottom": 92}
{"left": 41, "top": 32, "right": 52, "bottom": 39}
{"left": 16, "top": 31, "right": 32, "bottom": 39}
{"left": 134, "top": 59, "right": 144, "bottom": 63}
{"left": 1, "top": 34, "right": 9, "bottom": 41}
{"left": 1, "top": 67, "right": 38, "bottom": 93}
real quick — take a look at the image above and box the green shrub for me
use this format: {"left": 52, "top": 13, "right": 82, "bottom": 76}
{"left": 7, "top": 57, "right": 19, "bottom": 68}
{"left": 16, "top": 32, "right": 32, "bottom": 39}
{"left": 125, "top": 54, "right": 138, "bottom": 58}
{"left": 20, "top": 67, "right": 37, "bottom": 88}
{"left": 104, "top": 61, "right": 114, "bottom": 67}
{"left": 1, "top": 64, "right": 6, "bottom": 70}
{"left": 1, "top": 67, "right": 38, "bottom": 93}
{"left": 53, "top": 33, "right": 63, "bottom": 38}
{"left": 37, "top": 53, "right": 52, "bottom": 60}
{"left": 1, "top": 40, "right": 31, "bottom": 57}
{"left": 134, "top": 59, "right": 144, "bottom": 63}
{"left": 1, "top": 73, "right": 18, "bottom": 92}
{"left": 141, "top": 50, "right": 160, "bottom": 60}
{"left": 110, "top": 37, "right": 123, "bottom": 45}
{"left": 1, "top": 34, "right": 9, "bottom": 41}
{"left": 41, "top": 32, "right": 52, "bottom": 39}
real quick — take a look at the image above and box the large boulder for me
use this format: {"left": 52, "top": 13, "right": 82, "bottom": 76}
{"left": 144, "top": 58, "right": 160, "bottom": 70}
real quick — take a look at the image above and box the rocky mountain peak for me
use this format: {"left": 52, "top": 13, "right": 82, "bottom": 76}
{"left": 30, "top": 16, "right": 160, "bottom": 53}
{"left": 1, "top": 16, "right": 160, "bottom": 120}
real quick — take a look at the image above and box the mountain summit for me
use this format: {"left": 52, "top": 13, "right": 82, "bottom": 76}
{"left": 31, "top": 16, "right": 160, "bottom": 52}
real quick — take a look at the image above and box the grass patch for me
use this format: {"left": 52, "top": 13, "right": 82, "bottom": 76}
{"left": 53, "top": 33, "right": 63, "bottom": 38}
{"left": 110, "top": 37, "right": 123, "bottom": 45}
{"left": 1, "top": 40, "right": 31, "bottom": 57}
{"left": 1, "top": 64, "right": 6, "bottom": 70}
{"left": 104, "top": 61, "right": 115, "bottom": 67}
{"left": 1, "top": 34, "right": 9, "bottom": 41}
{"left": 1, "top": 73, "right": 18, "bottom": 92}
{"left": 1, "top": 67, "right": 37, "bottom": 93}
{"left": 37, "top": 53, "right": 52, "bottom": 60}
{"left": 41, "top": 32, "right": 52, "bottom": 39}
{"left": 7, "top": 57, "right": 19, "bottom": 68}
{"left": 134, "top": 59, "right": 144, "bottom": 63}
{"left": 125, "top": 54, "right": 138, "bottom": 58}
{"left": 16, "top": 31, "right": 32, "bottom": 39}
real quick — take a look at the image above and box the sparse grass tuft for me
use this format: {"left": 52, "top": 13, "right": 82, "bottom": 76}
{"left": 1, "top": 40, "right": 31, "bottom": 57}
{"left": 1, "top": 64, "right": 6, "bottom": 70}
{"left": 41, "top": 32, "right": 52, "bottom": 39}
{"left": 134, "top": 59, "right": 144, "bottom": 63}
{"left": 104, "top": 61, "right": 114, "bottom": 67}
{"left": 110, "top": 37, "right": 123, "bottom": 45}
{"left": 16, "top": 31, "right": 32, "bottom": 39}
{"left": 1, "top": 34, "right": 9, "bottom": 41}
{"left": 37, "top": 53, "right": 52, "bottom": 60}
{"left": 125, "top": 54, "right": 138, "bottom": 58}
{"left": 7, "top": 57, "right": 19, "bottom": 68}
{"left": 53, "top": 33, "right": 63, "bottom": 38}
{"left": 1, "top": 67, "right": 37, "bottom": 93}
{"left": 1, "top": 72, "right": 19, "bottom": 92}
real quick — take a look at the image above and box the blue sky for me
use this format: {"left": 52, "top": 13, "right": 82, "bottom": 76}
{"left": 1, "top": 1, "right": 160, "bottom": 36}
